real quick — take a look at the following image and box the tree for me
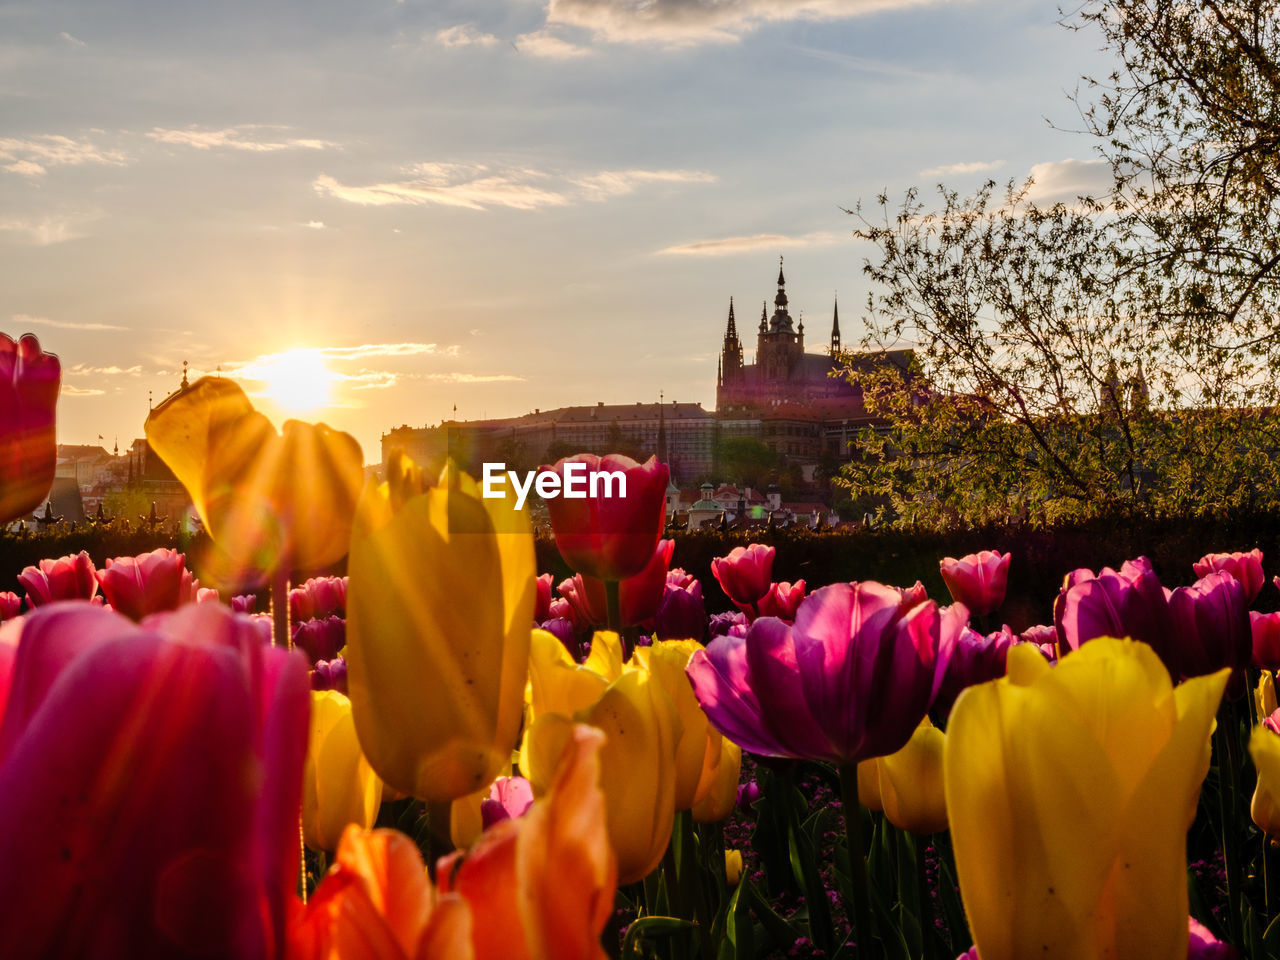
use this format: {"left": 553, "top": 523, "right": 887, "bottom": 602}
{"left": 839, "top": 0, "right": 1280, "bottom": 527}
{"left": 714, "top": 437, "right": 778, "bottom": 489}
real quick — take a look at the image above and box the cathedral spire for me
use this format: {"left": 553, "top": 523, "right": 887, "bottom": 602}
{"left": 777, "top": 255, "right": 785, "bottom": 288}
{"left": 759, "top": 301, "right": 767, "bottom": 334}
{"left": 830, "top": 295, "right": 841, "bottom": 354}
{"left": 725, "top": 297, "right": 737, "bottom": 339}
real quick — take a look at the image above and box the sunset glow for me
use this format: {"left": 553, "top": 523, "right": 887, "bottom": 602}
{"left": 243, "top": 349, "right": 337, "bottom": 416}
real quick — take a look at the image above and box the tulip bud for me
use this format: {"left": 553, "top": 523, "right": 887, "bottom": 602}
{"left": 939, "top": 550, "right": 1010, "bottom": 617}
{"left": 711, "top": 543, "right": 775, "bottom": 608}
{"left": 1194, "top": 549, "right": 1264, "bottom": 606}
{"left": 303, "top": 690, "right": 382, "bottom": 851}
{"left": 725, "top": 849, "right": 744, "bottom": 887}
{"left": 18, "top": 551, "right": 97, "bottom": 607}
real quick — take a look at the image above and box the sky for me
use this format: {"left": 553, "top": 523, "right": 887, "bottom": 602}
{"left": 0, "top": 0, "right": 1117, "bottom": 465}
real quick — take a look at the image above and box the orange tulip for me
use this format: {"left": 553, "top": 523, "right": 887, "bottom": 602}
{"left": 145, "top": 376, "right": 363, "bottom": 586}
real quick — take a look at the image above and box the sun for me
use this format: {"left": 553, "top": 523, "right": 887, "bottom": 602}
{"left": 254, "top": 348, "right": 337, "bottom": 415}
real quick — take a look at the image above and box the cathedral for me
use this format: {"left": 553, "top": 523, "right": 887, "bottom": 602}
{"left": 716, "top": 258, "right": 880, "bottom": 414}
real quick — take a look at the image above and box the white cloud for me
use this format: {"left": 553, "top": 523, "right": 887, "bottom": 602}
{"left": 322, "top": 342, "right": 442, "bottom": 360}
{"left": 574, "top": 168, "right": 718, "bottom": 200}
{"left": 61, "top": 385, "right": 106, "bottom": 397}
{"left": 546, "top": 0, "right": 945, "bottom": 47}
{"left": 66, "top": 363, "right": 143, "bottom": 375}
{"left": 13, "top": 314, "right": 126, "bottom": 332}
{"left": 0, "top": 134, "right": 126, "bottom": 176}
{"left": 425, "top": 372, "right": 526, "bottom": 383}
{"left": 436, "top": 24, "right": 500, "bottom": 47}
{"left": 515, "top": 29, "right": 593, "bottom": 58}
{"left": 306, "top": 220, "right": 326, "bottom": 229}
{"left": 657, "top": 229, "right": 842, "bottom": 256}
{"left": 148, "top": 125, "right": 336, "bottom": 153}
{"left": 316, "top": 162, "right": 715, "bottom": 212}
{"left": 919, "top": 159, "right": 1005, "bottom": 177}
{"left": 0, "top": 216, "right": 92, "bottom": 245}
{"left": 58, "top": 31, "right": 85, "bottom": 47}
{"left": 1024, "top": 158, "right": 1113, "bottom": 206}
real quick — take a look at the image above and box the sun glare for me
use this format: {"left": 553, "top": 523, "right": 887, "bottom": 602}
{"left": 253, "top": 348, "right": 337, "bottom": 415}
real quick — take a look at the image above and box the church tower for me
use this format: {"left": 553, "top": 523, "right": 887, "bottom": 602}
{"left": 756, "top": 257, "right": 804, "bottom": 383}
{"left": 720, "top": 297, "right": 743, "bottom": 383}
{"left": 830, "top": 296, "right": 841, "bottom": 354}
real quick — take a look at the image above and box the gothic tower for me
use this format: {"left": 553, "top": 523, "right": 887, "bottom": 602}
{"left": 720, "top": 297, "right": 743, "bottom": 383}
{"left": 830, "top": 296, "right": 841, "bottom": 354}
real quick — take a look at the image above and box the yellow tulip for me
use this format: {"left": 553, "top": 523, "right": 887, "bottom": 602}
{"left": 875, "top": 716, "right": 947, "bottom": 835}
{"left": 583, "top": 631, "right": 625, "bottom": 683}
{"left": 1258, "top": 670, "right": 1277, "bottom": 721}
{"left": 725, "top": 849, "right": 744, "bottom": 887}
{"left": 303, "top": 690, "right": 382, "bottom": 852}
{"left": 691, "top": 735, "right": 741, "bottom": 823}
{"left": 145, "top": 376, "right": 363, "bottom": 585}
{"left": 945, "top": 638, "right": 1227, "bottom": 960}
{"left": 1250, "top": 722, "right": 1280, "bottom": 839}
{"left": 523, "top": 668, "right": 678, "bottom": 885}
{"left": 635, "top": 639, "right": 737, "bottom": 812}
{"left": 451, "top": 784, "right": 487, "bottom": 850}
{"left": 346, "top": 454, "right": 535, "bottom": 802}
{"left": 856, "top": 759, "right": 883, "bottom": 812}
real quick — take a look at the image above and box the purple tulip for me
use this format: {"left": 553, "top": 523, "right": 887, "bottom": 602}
{"left": 736, "top": 779, "right": 762, "bottom": 814}
{"left": 933, "top": 623, "right": 1016, "bottom": 716}
{"left": 538, "top": 617, "right": 578, "bottom": 657}
{"left": 1057, "top": 557, "right": 1175, "bottom": 665}
{"left": 311, "top": 656, "right": 348, "bottom": 694}
{"left": 708, "top": 610, "right": 749, "bottom": 639}
{"left": 654, "top": 580, "right": 706, "bottom": 641}
{"left": 231, "top": 594, "right": 258, "bottom": 614}
{"left": 1168, "top": 571, "right": 1250, "bottom": 684}
{"left": 291, "top": 614, "right": 345, "bottom": 665}
{"left": 686, "top": 582, "right": 964, "bottom": 765}
{"left": 479, "top": 775, "right": 534, "bottom": 829}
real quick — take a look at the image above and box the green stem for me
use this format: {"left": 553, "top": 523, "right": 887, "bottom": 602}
{"left": 605, "top": 579, "right": 622, "bottom": 634}
{"left": 838, "top": 763, "right": 876, "bottom": 957}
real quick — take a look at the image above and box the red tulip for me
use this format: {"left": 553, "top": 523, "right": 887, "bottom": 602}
{"left": 0, "top": 333, "right": 60, "bottom": 524}
{"left": 534, "top": 573, "right": 554, "bottom": 622}
{"left": 711, "top": 543, "right": 776, "bottom": 608}
{"left": 1253, "top": 612, "right": 1280, "bottom": 670}
{"left": 580, "top": 539, "right": 675, "bottom": 627}
{"left": 0, "top": 601, "right": 309, "bottom": 958}
{"left": 756, "top": 579, "right": 807, "bottom": 622}
{"left": 1194, "top": 550, "right": 1265, "bottom": 606}
{"left": 95, "top": 547, "right": 198, "bottom": 621}
{"left": 938, "top": 550, "right": 1010, "bottom": 617}
{"left": 542, "top": 454, "right": 669, "bottom": 582}
{"left": 18, "top": 550, "right": 98, "bottom": 607}
{"left": 0, "top": 592, "right": 20, "bottom": 621}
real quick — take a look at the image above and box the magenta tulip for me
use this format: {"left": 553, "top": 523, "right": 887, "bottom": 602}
{"left": 479, "top": 775, "right": 535, "bottom": 829}
{"left": 933, "top": 623, "right": 1016, "bottom": 716}
{"left": 1168, "top": 571, "right": 1250, "bottom": 684}
{"left": 709, "top": 610, "right": 749, "bottom": 639}
{"left": 1057, "top": 557, "right": 1175, "bottom": 665}
{"left": 1253, "top": 612, "right": 1280, "bottom": 670}
{"left": 1194, "top": 550, "right": 1264, "bottom": 606}
{"left": 292, "top": 614, "right": 346, "bottom": 665}
{"left": 687, "top": 582, "right": 963, "bottom": 764}
{"left": 538, "top": 617, "right": 578, "bottom": 656}
{"left": 311, "top": 656, "right": 348, "bottom": 694}
{"left": 756, "top": 579, "right": 807, "bottom": 622}
{"left": 0, "top": 333, "right": 60, "bottom": 524}
{"left": 288, "top": 575, "right": 346, "bottom": 623}
{"left": 0, "top": 592, "right": 20, "bottom": 622}
{"left": 542, "top": 453, "right": 669, "bottom": 582}
{"left": 18, "top": 551, "right": 98, "bottom": 607}
{"left": 0, "top": 601, "right": 308, "bottom": 958}
{"left": 654, "top": 578, "right": 707, "bottom": 641}
{"left": 95, "top": 547, "right": 197, "bottom": 621}
{"left": 1187, "top": 916, "right": 1238, "bottom": 960}
{"left": 711, "top": 543, "right": 776, "bottom": 609}
{"left": 938, "top": 549, "right": 1010, "bottom": 616}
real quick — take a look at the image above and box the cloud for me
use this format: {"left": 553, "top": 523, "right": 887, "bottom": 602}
{"left": 306, "top": 220, "right": 326, "bottom": 229}
{"left": 514, "top": 29, "right": 593, "bottom": 58}
{"left": 574, "top": 168, "right": 718, "bottom": 201}
{"left": 148, "top": 125, "right": 336, "bottom": 153}
{"left": 316, "top": 162, "right": 715, "bottom": 211}
{"left": 657, "top": 229, "right": 842, "bottom": 255}
{"left": 58, "top": 31, "right": 85, "bottom": 47}
{"left": 1024, "top": 158, "right": 1113, "bottom": 206}
{"left": 0, "top": 216, "right": 95, "bottom": 245}
{"left": 425, "top": 373, "right": 526, "bottom": 383}
{"left": 65, "top": 363, "right": 144, "bottom": 376}
{"left": 545, "top": 0, "right": 943, "bottom": 47}
{"left": 919, "top": 159, "right": 1005, "bottom": 177}
{"left": 436, "top": 24, "right": 500, "bottom": 47}
{"left": 61, "top": 385, "right": 106, "bottom": 397}
{"left": 342, "top": 370, "right": 401, "bottom": 390}
{"left": 11, "top": 314, "right": 125, "bottom": 332}
{"left": 0, "top": 134, "right": 126, "bottom": 176}
{"left": 321, "top": 342, "right": 442, "bottom": 359}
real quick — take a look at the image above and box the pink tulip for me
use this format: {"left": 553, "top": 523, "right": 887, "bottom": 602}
{"left": 542, "top": 453, "right": 669, "bottom": 582}
{"left": 0, "top": 601, "right": 309, "bottom": 958}
{"left": 939, "top": 550, "right": 1010, "bottom": 616}
{"left": 288, "top": 576, "right": 346, "bottom": 623}
{"left": 0, "top": 333, "right": 60, "bottom": 524}
{"left": 480, "top": 775, "right": 535, "bottom": 829}
{"left": 756, "top": 579, "right": 807, "bottom": 622}
{"left": 667, "top": 567, "right": 697, "bottom": 590}
{"left": 1057, "top": 557, "right": 1174, "bottom": 668}
{"left": 95, "top": 547, "right": 198, "bottom": 621}
{"left": 1253, "top": 611, "right": 1280, "bottom": 670}
{"left": 534, "top": 572, "right": 554, "bottom": 622}
{"left": 556, "top": 576, "right": 597, "bottom": 628}
{"left": 654, "top": 578, "right": 707, "bottom": 642}
{"left": 1187, "top": 916, "right": 1237, "bottom": 959}
{"left": 711, "top": 543, "right": 776, "bottom": 608}
{"left": 687, "top": 582, "right": 963, "bottom": 764}
{"left": 547, "top": 596, "right": 576, "bottom": 624}
{"left": 18, "top": 551, "right": 98, "bottom": 607}
{"left": 0, "top": 592, "right": 20, "bottom": 621}
{"left": 1194, "top": 550, "right": 1264, "bottom": 606}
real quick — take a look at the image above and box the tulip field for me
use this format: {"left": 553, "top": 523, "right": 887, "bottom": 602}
{"left": 4, "top": 334, "right": 1280, "bottom": 960}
